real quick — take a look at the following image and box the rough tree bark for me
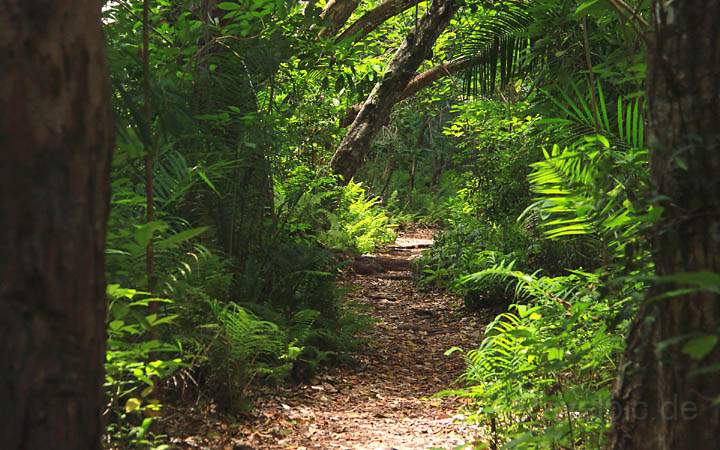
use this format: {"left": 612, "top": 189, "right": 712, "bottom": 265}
{"left": 336, "top": 0, "right": 423, "bottom": 43}
{"left": 0, "top": 1, "right": 114, "bottom": 449}
{"left": 340, "top": 54, "right": 482, "bottom": 127}
{"left": 320, "top": 0, "right": 360, "bottom": 37}
{"left": 611, "top": 2, "right": 720, "bottom": 449}
{"left": 330, "top": 0, "right": 459, "bottom": 180}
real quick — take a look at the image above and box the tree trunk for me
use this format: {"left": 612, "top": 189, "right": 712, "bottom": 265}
{"left": 407, "top": 115, "right": 428, "bottom": 206}
{"left": 336, "top": 0, "right": 423, "bottom": 43}
{"left": 0, "top": 1, "right": 114, "bottom": 449}
{"left": 330, "top": 0, "right": 459, "bottom": 180}
{"left": 320, "top": 0, "right": 360, "bottom": 37}
{"left": 379, "top": 157, "right": 396, "bottom": 198}
{"left": 340, "top": 54, "right": 480, "bottom": 127}
{"left": 611, "top": 2, "right": 720, "bottom": 449}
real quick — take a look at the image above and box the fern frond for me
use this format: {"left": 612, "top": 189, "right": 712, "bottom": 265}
{"left": 213, "top": 301, "right": 285, "bottom": 361}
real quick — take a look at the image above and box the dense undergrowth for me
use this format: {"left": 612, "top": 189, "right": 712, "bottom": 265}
{"left": 104, "top": 156, "right": 391, "bottom": 446}
{"left": 101, "top": 3, "right": 401, "bottom": 445}
{"left": 409, "top": 89, "right": 653, "bottom": 450}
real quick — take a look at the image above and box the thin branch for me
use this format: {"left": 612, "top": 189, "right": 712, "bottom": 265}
{"left": 582, "top": 17, "right": 601, "bottom": 131}
{"left": 142, "top": 0, "right": 156, "bottom": 294}
{"left": 605, "top": 0, "right": 650, "bottom": 43}
{"left": 116, "top": 0, "right": 174, "bottom": 46}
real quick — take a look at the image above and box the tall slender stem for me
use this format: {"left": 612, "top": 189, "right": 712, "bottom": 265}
{"left": 582, "top": 17, "right": 601, "bottom": 131}
{"left": 143, "top": 0, "right": 155, "bottom": 293}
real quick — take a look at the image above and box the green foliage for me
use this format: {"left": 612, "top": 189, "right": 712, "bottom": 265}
{"left": 320, "top": 181, "right": 397, "bottom": 254}
{"left": 439, "top": 238, "right": 642, "bottom": 443}
{"left": 104, "top": 285, "right": 183, "bottom": 448}
{"left": 205, "top": 301, "right": 287, "bottom": 411}
{"left": 101, "top": 1, "right": 379, "bottom": 443}
{"left": 447, "top": 266, "right": 629, "bottom": 448}
{"left": 442, "top": 100, "right": 543, "bottom": 221}
{"left": 518, "top": 87, "right": 656, "bottom": 279}
{"left": 95, "top": 0, "right": 664, "bottom": 447}
{"left": 522, "top": 137, "right": 650, "bottom": 248}
{"left": 276, "top": 168, "right": 396, "bottom": 254}
{"left": 415, "top": 99, "right": 585, "bottom": 310}
{"left": 432, "top": 67, "right": 655, "bottom": 445}
{"left": 456, "top": 1, "right": 534, "bottom": 97}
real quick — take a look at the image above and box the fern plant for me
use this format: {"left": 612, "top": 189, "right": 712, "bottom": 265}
{"left": 206, "top": 300, "right": 286, "bottom": 410}
{"left": 450, "top": 263, "right": 627, "bottom": 448}
{"left": 320, "top": 180, "right": 396, "bottom": 254}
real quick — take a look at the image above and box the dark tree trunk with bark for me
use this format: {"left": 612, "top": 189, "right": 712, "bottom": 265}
{"left": 330, "top": 0, "right": 459, "bottom": 180}
{"left": 611, "top": 2, "right": 720, "bottom": 449}
{"left": 0, "top": 1, "right": 114, "bottom": 449}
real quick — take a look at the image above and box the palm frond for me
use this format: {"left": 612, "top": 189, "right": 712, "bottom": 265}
{"left": 542, "top": 79, "right": 645, "bottom": 149}
{"left": 458, "top": 1, "right": 534, "bottom": 97}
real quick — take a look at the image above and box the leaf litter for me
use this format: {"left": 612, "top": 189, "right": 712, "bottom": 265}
{"left": 163, "top": 228, "right": 494, "bottom": 449}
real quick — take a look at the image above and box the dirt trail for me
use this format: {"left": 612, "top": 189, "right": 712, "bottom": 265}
{"left": 172, "top": 229, "right": 488, "bottom": 449}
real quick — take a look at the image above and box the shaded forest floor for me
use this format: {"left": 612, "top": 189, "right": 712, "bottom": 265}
{"left": 168, "top": 229, "right": 492, "bottom": 449}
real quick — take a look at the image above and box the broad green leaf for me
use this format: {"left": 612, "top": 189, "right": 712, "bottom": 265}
{"left": 575, "top": 0, "right": 600, "bottom": 15}
{"left": 682, "top": 335, "right": 718, "bottom": 360}
{"left": 217, "top": 2, "right": 241, "bottom": 10}
{"left": 134, "top": 221, "right": 169, "bottom": 247}
{"left": 547, "top": 347, "right": 564, "bottom": 361}
{"left": 125, "top": 397, "right": 142, "bottom": 413}
{"left": 156, "top": 226, "right": 208, "bottom": 250}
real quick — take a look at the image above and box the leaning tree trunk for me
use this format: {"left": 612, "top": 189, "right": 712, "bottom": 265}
{"left": 340, "top": 54, "right": 485, "bottom": 127}
{"left": 330, "top": 0, "right": 459, "bottom": 181}
{"left": 0, "top": 1, "right": 114, "bottom": 449}
{"left": 611, "top": 2, "right": 720, "bottom": 449}
{"left": 320, "top": 0, "right": 360, "bottom": 36}
{"left": 336, "top": 0, "right": 423, "bottom": 42}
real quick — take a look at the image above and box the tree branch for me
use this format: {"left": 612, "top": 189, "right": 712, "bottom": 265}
{"left": 340, "top": 54, "right": 480, "bottom": 127}
{"left": 336, "top": 0, "right": 424, "bottom": 42}
{"left": 330, "top": 0, "right": 460, "bottom": 180}
{"left": 320, "top": 0, "right": 361, "bottom": 36}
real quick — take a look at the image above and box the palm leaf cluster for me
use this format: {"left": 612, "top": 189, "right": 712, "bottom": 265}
{"left": 521, "top": 83, "right": 650, "bottom": 259}
{"left": 458, "top": 1, "right": 534, "bottom": 96}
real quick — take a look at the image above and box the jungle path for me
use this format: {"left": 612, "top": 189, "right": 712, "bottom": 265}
{"left": 175, "top": 229, "right": 488, "bottom": 449}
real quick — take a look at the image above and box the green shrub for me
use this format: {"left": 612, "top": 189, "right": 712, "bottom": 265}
{"left": 320, "top": 180, "right": 396, "bottom": 254}
{"left": 104, "top": 285, "right": 184, "bottom": 449}
{"left": 444, "top": 265, "right": 634, "bottom": 448}
{"left": 442, "top": 86, "right": 655, "bottom": 447}
{"left": 276, "top": 168, "right": 396, "bottom": 255}
{"left": 205, "top": 301, "right": 287, "bottom": 411}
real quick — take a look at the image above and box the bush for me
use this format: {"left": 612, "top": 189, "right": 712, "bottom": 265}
{"left": 104, "top": 285, "right": 184, "bottom": 448}
{"left": 163, "top": 239, "right": 367, "bottom": 411}
{"left": 444, "top": 264, "right": 635, "bottom": 448}
{"left": 319, "top": 180, "right": 397, "bottom": 254}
